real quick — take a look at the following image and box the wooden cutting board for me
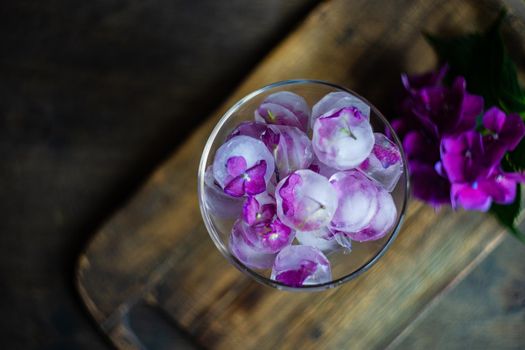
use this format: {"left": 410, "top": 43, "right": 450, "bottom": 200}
{"left": 76, "top": 0, "right": 525, "bottom": 348}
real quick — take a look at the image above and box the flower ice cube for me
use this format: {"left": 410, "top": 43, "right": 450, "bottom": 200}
{"left": 242, "top": 192, "right": 276, "bottom": 226}
{"left": 255, "top": 91, "right": 310, "bottom": 132}
{"left": 312, "top": 107, "right": 374, "bottom": 170}
{"left": 271, "top": 245, "right": 332, "bottom": 287}
{"left": 239, "top": 216, "right": 295, "bottom": 254}
{"left": 203, "top": 166, "right": 243, "bottom": 218}
{"left": 342, "top": 185, "right": 397, "bottom": 242}
{"left": 226, "top": 121, "right": 268, "bottom": 141}
{"left": 308, "top": 156, "right": 338, "bottom": 179}
{"left": 329, "top": 170, "right": 379, "bottom": 233}
{"left": 276, "top": 169, "right": 338, "bottom": 231}
{"left": 358, "top": 133, "right": 403, "bottom": 192}
{"left": 229, "top": 219, "right": 277, "bottom": 269}
{"left": 296, "top": 226, "right": 344, "bottom": 253}
{"left": 213, "top": 135, "right": 275, "bottom": 197}
{"left": 311, "top": 91, "right": 370, "bottom": 128}
{"left": 261, "top": 125, "right": 314, "bottom": 179}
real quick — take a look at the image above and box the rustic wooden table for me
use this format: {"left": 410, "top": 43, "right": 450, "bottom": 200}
{"left": 77, "top": 0, "right": 525, "bottom": 348}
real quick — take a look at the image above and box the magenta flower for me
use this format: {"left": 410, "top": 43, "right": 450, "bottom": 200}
{"left": 227, "top": 121, "right": 268, "bottom": 141}
{"left": 440, "top": 131, "right": 496, "bottom": 183}
{"left": 255, "top": 91, "right": 310, "bottom": 132}
{"left": 451, "top": 172, "right": 525, "bottom": 211}
{"left": 482, "top": 107, "right": 525, "bottom": 163}
{"left": 271, "top": 245, "right": 332, "bottom": 287}
{"left": 223, "top": 157, "right": 267, "bottom": 197}
{"left": 242, "top": 193, "right": 276, "bottom": 226}
{"left": 229, "top": 219, "right": 277, "bottom": 269}
{"left": 213, "top": 135, "right": 275, "bottom": 197}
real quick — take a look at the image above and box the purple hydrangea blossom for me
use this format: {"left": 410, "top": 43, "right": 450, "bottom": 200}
{"left": 213, "top": 135, "right": 275, "bottom": 197}
{"left": 229, "top": 219, "right": 277, "bottom": 269}
{"left": 242, "top": 193, "right": 276, "bottom": 226}
{"left": 482, "top": 107, "right": 525, "bottom": 163}
{"left": 393, "top": 67, "right": 485, "bottom": 207}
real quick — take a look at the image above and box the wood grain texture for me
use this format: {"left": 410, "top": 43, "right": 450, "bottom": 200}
{"left": 389, "top": 236, "right": 525, "bottom": 350}
{"left": 76, "top": 0, "right": 525, "bottom": 348}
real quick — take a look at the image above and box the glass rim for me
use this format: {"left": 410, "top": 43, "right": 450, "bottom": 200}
{"left": 198, "top": 79, "right": 410, "bottom": 292}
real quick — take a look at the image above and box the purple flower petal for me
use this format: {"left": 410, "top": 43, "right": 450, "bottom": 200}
{"left": 312, "top": 107, "right": 374, "bottom": 170}
{"left": 242, "top": 196, "right": 260, "bottom": 225}
{"left": 226, "top": 156, "right": 247, "bottom": 177}
{"left": 271, "top": 245, "right": 331, "bottom": 286}
{"left": 244, "top": 160, "right": 268, "bottom": 195}
{"left": 224, "top": 176, "right": 246, "bottom": 197}
{"left": 409, "top": 161, "right": 451, "bottom": 206}
{"left": 275, "top": 260, "right": 317, "bottom": 287}
{"left": 441, "top": 131, "right": 491, "bottom": 183}
{"left": 213, "top": 135, "right": 275, "bottom": 193}
{"left": 229, "top": 219, "right": 277, "bottom": 269}
{"left": 311, "top": 91, "right": 370, "bottom": 128}
{"left": 276, "top": 170, "right": 338, "bottom": 231}
{"left": 451, "top": 182, "right": 492, "bottom": 212}
{"left": 329, "top": 170, "right": 379, "bottom": 233}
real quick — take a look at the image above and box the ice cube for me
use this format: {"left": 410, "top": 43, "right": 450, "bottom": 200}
{"left": 226, "top": 121, "right": 268, "bottom": 141}
{"left": 275, "top": 169, "right": 338, "bottom": 231}
{"left": 312, "top": 107, "right": 374, "bottom": 170}
{"left": 329, "top": 170, "right": 379, "bottom": 233}
{"left": 203, "top": 166, "right": 243, "bottom": 218}
{"left": 271, "top": 245, "right": 332, "bottom": 287}
{"left": 242, "top": 192, "right": 276, "bottom": 226}
{"left": 295, "top": 226, "right": 341, "bottom": 252}
{"left": 311, "top": 91, "right": 370, "bottom": 128}
{"left": 229, "top": 219, "right": 277, "bottom": 269}
{"left": 261, "top": 124, "right": 314, "bottom": 180}
{"left": 255, "top": 91, "right": 310, "bottom": 132}
{"left": 358, "top": 133, "right": 403, "bottom": 192}
{"left": 212, "top": 135, "right": 275, "bottom": 196}
{"left": 344, "top": 186, "right": 397, "bottom": 242}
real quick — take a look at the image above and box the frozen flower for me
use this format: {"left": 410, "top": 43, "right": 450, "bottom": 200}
{"left": 311, "top": 91, "right": 370, "bottom": 128}
{"left": 261, "top": 125, "right": 314, "bottom": 180}
{"left": 255, "top": 91, "right": 310, "bottom": 132}
{"left": 227, "top": 121, "right": 268, "bottom": 141}
{"left": 358, "top": 133, "right": 403, "bottom": 191}
{"left": 275, "top": 169, "right": 338, "bottom": 231}
{"left": 271, "top": 245, "right": 332, "bottom": 287}
{"left": 213, "top": 135, "right": 275, "bottom": 197}
{"left": 242, "top": 193, "right": 276, "bottom": 226}
{"left": 312, "top": 106, "right": 374, "bottom": 170}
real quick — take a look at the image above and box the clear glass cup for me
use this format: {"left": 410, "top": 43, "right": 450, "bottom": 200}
{"left": 198, "top": 79, "right": 409, "bottom": 291}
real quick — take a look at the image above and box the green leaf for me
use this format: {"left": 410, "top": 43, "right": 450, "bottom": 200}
{"left": 490, "top": 188, "right": 525, "bottom": 243}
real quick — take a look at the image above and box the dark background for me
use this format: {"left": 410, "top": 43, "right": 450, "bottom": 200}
{"left": 0, "top": 1, "right": 319, "bottom": 348}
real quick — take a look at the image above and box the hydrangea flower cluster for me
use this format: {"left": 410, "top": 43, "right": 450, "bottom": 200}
{"left": 392, "top": 65, "right": 525, "bottom": 211}
{"left": 206, "top": 90, "right": 403, "bottom": 286}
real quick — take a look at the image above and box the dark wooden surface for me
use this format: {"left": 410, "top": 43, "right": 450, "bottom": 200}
{"left": 76, "top": 0, "right": 525, "bottom": 349}
{"left": 0, "top": 0, "right": 320, "bottom": 348}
